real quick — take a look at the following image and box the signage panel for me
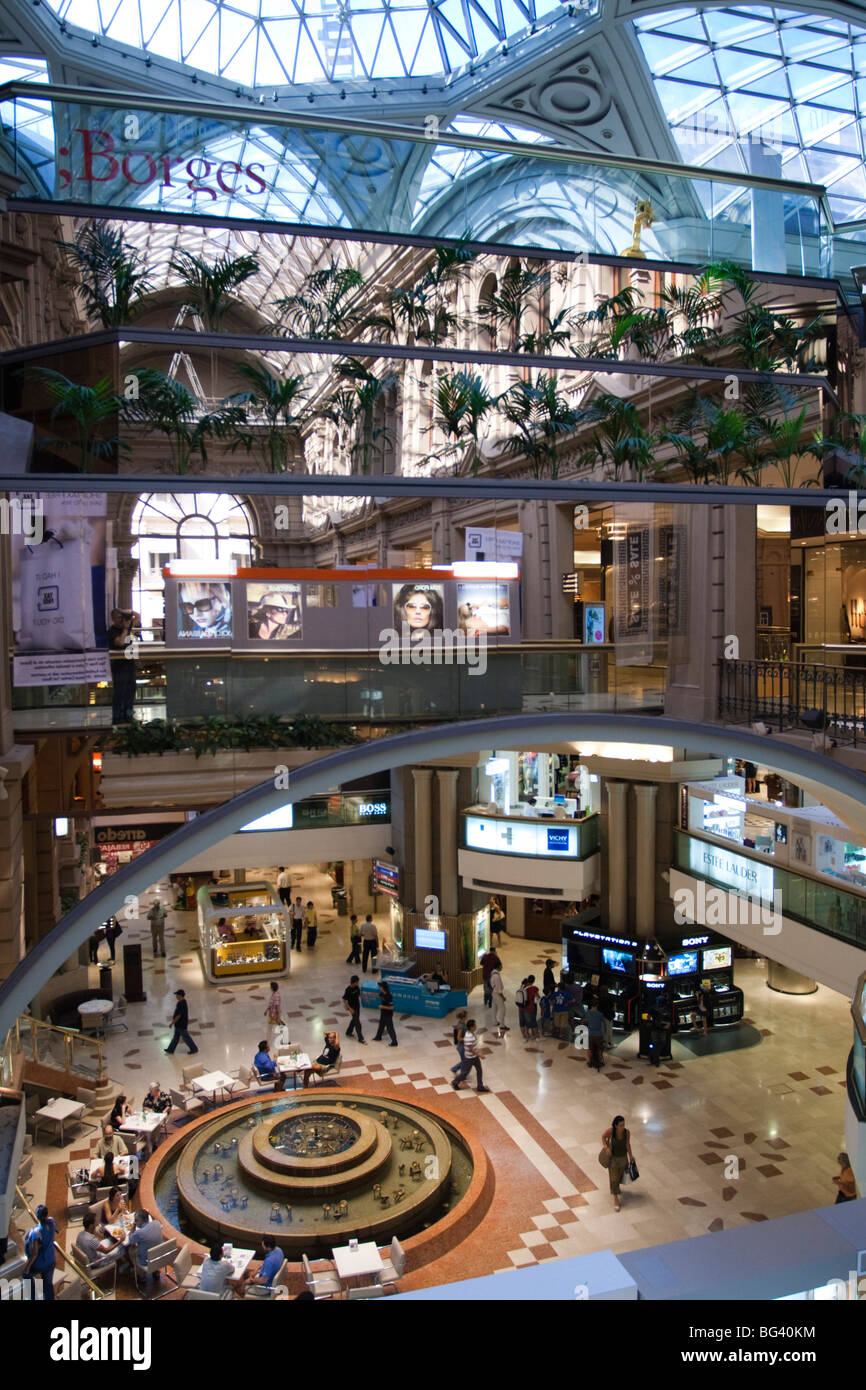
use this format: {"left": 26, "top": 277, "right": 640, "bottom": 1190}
{"left": 688, "top": 839, "right": 775, "bottom": 903}
{"left": 465, "top": 816, "right": 577, "bottom": 859}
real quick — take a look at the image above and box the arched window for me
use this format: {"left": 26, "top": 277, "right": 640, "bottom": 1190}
{"left": 131, "top": 493, "right": 254, "bottom": 640}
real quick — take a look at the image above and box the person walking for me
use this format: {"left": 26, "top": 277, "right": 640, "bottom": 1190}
{"left": 346, "top": 913, "right": 362, "bottom": 965}
{"left": 24, "top": 1203, "right": 56, "bottom": 1301}
{"left": 360, "top": 914, "right": 379, "bottom": 973}
{"left": 164, "top": 988, "right": 198, "bottom": 1055}
{"left": 480, "top": 948, "right": 502, "bottom": 1009}
{"left": 515, "top": 978, "right": 530, "bottom": 1040}
{"left": 290, "top": 895, "right": 304, "bottom": 952}
{"left": 147, "top": 900, "right": 167, "bottom": 958}
{"left": 373, "top": 980, "right": 397, "bottom": 1045}
{"left": 694, "top": 985, "right": 710, "bottom": 1036}
{"left": 451, "top": 1021, "right": 489, "bottom": 1093}
{"left": 88, "top": 930, "right": 101, "bottom": 965}
{"left": 489, "top": 965, "right": 508, "bottom": 1036}
{"left": 586, "top": 1000, "right": 605, "bottom": 1069}
{"left": 303, "top": 900, "right": 318, "bottom": 949}
{"left": 276, "top": 866, "right": 292, "bottom": 909}
{"left": 601, "top": 1115, "right": 635, "bottom": 1213}
{"left": 265, "top": 980, "right": 284, "bottom": 1052}
{"left": 450, "top": 1009, "right": 468, "bottom": 1075}
{"left": 343, "top": 975, "right": 366, "bottom": 1044}
{"left": 833, "top": 1151, "right": 857, "bottom": 1203}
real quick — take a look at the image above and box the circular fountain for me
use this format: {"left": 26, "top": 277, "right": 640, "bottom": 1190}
{"left": 153, "top": 1092, "right": 474, "bottom": 1255}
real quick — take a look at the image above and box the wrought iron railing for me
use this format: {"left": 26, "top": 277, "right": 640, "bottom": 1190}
{"left": 717, "top": 658, "right": 866, "bottom": 747}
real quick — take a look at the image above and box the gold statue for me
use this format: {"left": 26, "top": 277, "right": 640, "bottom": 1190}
{"left": 621, "top": 199, "right": 655, "bottom": 259}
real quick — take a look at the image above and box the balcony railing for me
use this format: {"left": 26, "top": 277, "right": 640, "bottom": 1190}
{"left": 11, "top": 644, "right": 668, "bottom": 730}
{"left": 717, "top": 658, "right": 866, "bottom": 746}
{"left": 674, "top": 830, "right": 866, "bottom": 949}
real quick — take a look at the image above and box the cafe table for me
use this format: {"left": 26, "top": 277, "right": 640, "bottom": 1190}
{"left": 190, "top": 1070, "right": 238, "bottom": 1106}
{"left": 332, "top": 1241, "right": 383, "bottom": 1290}
{"left": 119, "top": 1109, "right": 166, "bottom": 1153}
{"left": 277, "top": 1052, "right": 311, "bottom": 1090}
{"left": 77, "top": 998, "right": 115, "bottom": 1037}
{"left": 34, "top": 1097, "right": 86, "bottom": 1146}
{"left": 89, "top": 1154, "right": 136, "bottom": 1182}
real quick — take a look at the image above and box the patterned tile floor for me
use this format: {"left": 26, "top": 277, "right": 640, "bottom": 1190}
{"left": 28, "top": 866, "right": 853, "bottom": 1290}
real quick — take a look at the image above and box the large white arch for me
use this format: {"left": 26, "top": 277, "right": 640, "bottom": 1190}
{"left": 5, "top": 713, "right": 866, "bottom": 1034}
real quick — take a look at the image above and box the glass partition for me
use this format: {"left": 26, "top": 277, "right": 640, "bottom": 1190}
{"left": 0, "top": 87, "right": 830, "bottom": 276}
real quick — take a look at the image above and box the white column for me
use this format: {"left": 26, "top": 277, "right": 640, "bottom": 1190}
{"left": 436, "top": 770, "right": 459, "bottom": 916}
{"left": 412, "top": 768, "right": 434, "bottom": 911}
{"left": 633, "top": 783, "right": 658, "bottom": 937}
{"left": 607, "top": 781, "right": 628, "bottom": 934}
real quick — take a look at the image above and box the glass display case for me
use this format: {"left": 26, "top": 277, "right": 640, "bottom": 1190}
{"left": 196, "top": 882, "right": 289, "bottom": 983}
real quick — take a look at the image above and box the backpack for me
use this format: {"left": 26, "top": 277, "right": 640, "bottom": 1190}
{"left": 515, "top": 985, "right": 527, "bottom": 1006}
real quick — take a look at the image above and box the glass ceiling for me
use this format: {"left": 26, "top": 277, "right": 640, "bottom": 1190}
{"left": 634, "top": 6, "right": 866, "bottom": 224}
{"left": 43, "top": 0, "right": 565, "bottom": 83}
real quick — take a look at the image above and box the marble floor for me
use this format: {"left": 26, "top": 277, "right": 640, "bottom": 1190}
{"left": 25, "top": 864, "right": 853, "bottom": 1291}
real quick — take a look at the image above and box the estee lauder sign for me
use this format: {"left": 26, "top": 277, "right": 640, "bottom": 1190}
{"left": 57, "top": 127, "right": 269, "bottom": 202}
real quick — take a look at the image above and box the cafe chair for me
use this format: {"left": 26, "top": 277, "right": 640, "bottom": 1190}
{"left": 186, "top": 1288, "right": 223, "bottom": 1301}
{"left": 181, "top": 1062, "right": 208, "bottom": 1092}
{"left": 153, "top": 1242, "right": 196, "bottom": 1298}
{"left": 346, "top": 1284, "right": 386, "bottom": 1299}
{"left": 65, "top": 1197, "right": 92, "bottom": 1228}
{"left": 246, "top": 1256, "right": 288, "bottom": 1298}
{"left": 249, "top": 1064, "right": 278, "bottom": 1092}
{"left": 378, "top": 1236, "right": 406, "bottom": 1290}
{"left": 308, "top": 1054, "right": 343, "bottom": 1087}
{"left": 301, "top": 1253, "right": 341, "bottom": 1299}
{"left": 74, "top": 1088, "right": 100, "bottom": 1137}
{"left": 169, "top": 1086, "right": 205, "bottom": 1121}
{"left": 133, "top": 1239, "right": 180, "bottom": 1295}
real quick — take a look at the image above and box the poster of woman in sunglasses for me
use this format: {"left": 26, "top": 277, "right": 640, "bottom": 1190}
{"left": 177, "top": 582, "right": 232, "bottom": 639}
{"left": 246, "top": 582, "right": 302, "bottom": 640}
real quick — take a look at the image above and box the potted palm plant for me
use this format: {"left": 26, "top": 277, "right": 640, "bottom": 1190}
{"left": 169, "top": 249, "right": 260, "bottom": 332}
{"left": 55, "top": 221, "right": 151, "bottom": 328}
{"left": 123, "top": 367, "right": 248, "bottom": 474}
{"left": 228, "top": 363, "right": 309, "bottom": 472}
{"left": 19, "top": 367, "right": 124, "bottom": 470}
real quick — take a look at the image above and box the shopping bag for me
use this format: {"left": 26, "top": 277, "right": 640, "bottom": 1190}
{"left": 628, "top": 1159, "right": 639, "bottom": 1182}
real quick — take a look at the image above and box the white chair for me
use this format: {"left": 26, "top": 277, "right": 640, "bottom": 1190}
{"left": 249, "top": 1065, "right": 277, "bottom": 1092}
{"left": 308, "top": 1054, "right": 343, "bottom": 1087}
{"left": 346, "top": 1284, "right": 386, "bottom": 1299}
{"left": 74, "top": 1088, "right": 100, "bottom": 1138}
{"left": 378, "top": 1236, "right": 406, "bottom": 1290}
{"left": 153, "top": 1242, "right": 196, "bottom": 1298}
{"left": 182, "top": 1063, "right": 208, "bottom": 1091}
{"left": 170, "top": 1087, "right": 205, "bottom": 1120}
{"left": 246, "top": 1255, "right": 288, "bottom": 1298}
{"left": 185, "top": 1288, "right": 227, "bottom": 1301}
{"left": 301, "top": 1252, "right": 341, "bottom": 1299}
{"left": 133, "top": 1239, "right": 179, "bottom": 1295}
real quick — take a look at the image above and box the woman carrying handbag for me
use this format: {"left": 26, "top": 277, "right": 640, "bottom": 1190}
{"left": 600, "top": 1114, "right": 636, "bottom": 1213}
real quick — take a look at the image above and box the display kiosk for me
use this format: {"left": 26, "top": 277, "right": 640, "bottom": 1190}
{"left": 662, "top": 935, "right": 744, "bottom": 1030}
{"left": 562, "top": 920, "right": 640, "bottom": 1031}
{"left": 196, "top": 882, "right": 289, "bottom": 983}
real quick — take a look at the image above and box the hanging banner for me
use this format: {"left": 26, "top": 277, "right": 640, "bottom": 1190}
{"left": 613, "top": 509, "right": 653, "bottom": 665}
{"left": 659, "top": 522, "right": 688, "bottom": 637}
{"left": 11, "top": 491, "right": 108, "bottom": 688}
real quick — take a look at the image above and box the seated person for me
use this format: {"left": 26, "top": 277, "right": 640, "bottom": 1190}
{"left": 76, "top": 1212, "right": 126, "bottom": 1271}
{"left": 100, "top": 1184, "right": 127, "bottom": 1232}
{"left": 253, "top": 1041, "right": 286, "bottom": 1089}
{"left": 301, "top": 1030, "right": 340, "bottom": 1088}
{"left": 126, "top": 1209, "right": 167, "bottom": 1289}
{"left": 95, "top": 1125, "right": 128, "bottom": 1161}
{"left": 142, "top": 1080, "right": 172, "bottom": 1115}
{"left": 90, "top": 1149, "right": 120, "bottom": 1192}
{"left": 234, "top": 1234, "right": 283, "bottom": 1298}
{"left": 216, "top": 916, "right": 234, "bottom": 939}
{"left": 198, "top": 1242, "right": 239, "bottom": 1296}
{"left": 109, "top": 1094, "right": 132, "bottom": 1128}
